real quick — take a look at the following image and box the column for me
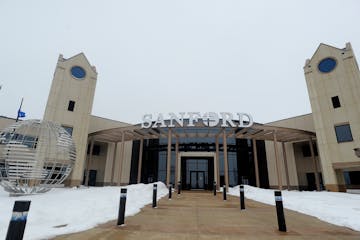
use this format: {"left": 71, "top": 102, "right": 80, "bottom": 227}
{"left": 223, "top": 130, "right": 229, "bottom": 191}
{"left": 309, "top": 138, "right": 320, "bottom": 191}
{"left": 215, "top": 136, "right": 220, "bottom": 190}
{"left": 166, "top": 129, "right": 172, "bottom": 186}
{"left": 273, "top": 132, "right": 283, "bottom": 190}
{"left": 282, "top": 142, "right": 290, "bottom": 190}
{"left": 137, "top": 139, "right": 144, "bottom": 183}
{"left": 117, "top": 132, "right": 125, "bottom": 186}
{"left": 175, "top": 137, "right": 179, "bottom": 188}
{"left": 110, "top": 142, "right": 118, "bottom": 185}
{"left": 252, "top": 139, "right": 260, "bottom": 187}
{"left": 85, "top": 139, "right": 94, "bottom": 186}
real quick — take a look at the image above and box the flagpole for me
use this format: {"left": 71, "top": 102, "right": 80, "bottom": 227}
{"left": 16, "top": 97, "right": 24, "bottom": 122}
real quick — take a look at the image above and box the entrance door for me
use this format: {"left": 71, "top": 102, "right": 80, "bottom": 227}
{"left": 181, "top": 157, "right": 214, "bottom": 190}
{"left": 190, "top": 171, "right": 205, "bottom": 189}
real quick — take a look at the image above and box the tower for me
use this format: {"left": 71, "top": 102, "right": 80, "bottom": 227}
{"left": 304, "top": 43, "right": 360, "bottom": 191}
{"left": 44, "top": 53, "right": 97, "bottom": 186}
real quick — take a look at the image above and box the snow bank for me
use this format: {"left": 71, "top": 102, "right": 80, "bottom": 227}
{"left": 228, "top": 185, "right": 360, "bottom": 231}
{"left": 0, "top": 182, "right": 168, "bottom": 240}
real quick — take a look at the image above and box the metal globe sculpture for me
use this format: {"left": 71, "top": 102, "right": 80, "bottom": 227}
{"left": 0, "top": 120, "right": 76, "bottom": 195}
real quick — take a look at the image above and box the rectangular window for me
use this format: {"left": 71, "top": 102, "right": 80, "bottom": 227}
{"left": 68, "top": 100, "right": 75, "bottom": 112}
{"left": 62, "top": 126, "right": 73, "bottom": 136}
{"left": 331, "top": 96, "right": 341, "bottom": 108}
{"left": 87, "top": 144, "right": 101, "bottom": 155}
{"left": 301, "top": 143, "right": 318, "bottom": 157}
{"left": 335, "top": 124, "right": 353, "bottom": 143}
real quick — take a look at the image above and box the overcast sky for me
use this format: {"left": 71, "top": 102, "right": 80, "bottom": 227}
{"left": 0, "top": 0, "right": 359, "bottom": 125}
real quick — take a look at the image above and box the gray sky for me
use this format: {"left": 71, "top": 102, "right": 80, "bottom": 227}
{"left": 0, "top": 0, "right": 359, "bottom": 125}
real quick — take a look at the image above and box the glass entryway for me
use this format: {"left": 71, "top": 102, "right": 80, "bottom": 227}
{"left": 181, "top": 157, "right": 214, "bottom": 190}
{"left": 190, "top": 171, "right": 205, "bottom": 189}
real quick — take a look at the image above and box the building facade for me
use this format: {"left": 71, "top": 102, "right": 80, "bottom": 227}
{"left": 1, "top": 43, "right": 360, "bottom": 192}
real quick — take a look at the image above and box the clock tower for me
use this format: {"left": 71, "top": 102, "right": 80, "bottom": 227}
{"left": 304, "top": 43, "right": 360, "bottom": 191}
{"left": 44, "top": 53, "right": 97, "bottom": 186}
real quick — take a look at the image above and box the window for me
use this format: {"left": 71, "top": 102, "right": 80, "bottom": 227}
{"left": 62, "top": 126, "right": 73, "bottom": 136}
{"left": 331, "top": 96, "right": 341, "bottom": 108}
{"left": 335, "top": 124, "right": 353, "bottom": 143}
{"left": 87, "top": 144, "right": 101, "bottom": 155}
{"left": 301, "top": 143, "right": 318, "bottom": 157}
{"left": 68, "top": 100, "right": 75, "bottom": 112}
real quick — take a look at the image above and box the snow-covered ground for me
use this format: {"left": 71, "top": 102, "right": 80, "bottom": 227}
{"left": 1, "top": 183, "right": 359, "bottom": 240}
{"left": 0, "top": 182, "right": 168, "bottom": 240}
{"left": 228, "top": 185, "right": 360, "bottom": 232}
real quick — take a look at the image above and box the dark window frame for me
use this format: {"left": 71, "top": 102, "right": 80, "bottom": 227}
{"left": 87, "top": 144, "right": 101, "bottom": 156}
{"left": 61, "top": 125, "right": 73, "bottom": 136}
{"left": 331, "top": 96, "right": 341, "bottom": 109}
{"left": 68, "top": 100, "right": 75, "bottom": 112}
{"left": 301, "top": 143, "right": 318, "bottom": 157}
{"left": 334, "top": 123, "right": 353, "bottom": 143}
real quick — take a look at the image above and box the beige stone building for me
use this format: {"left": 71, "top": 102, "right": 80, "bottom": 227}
{"left": 1, "top": 43, "right": 359, "bottom": 192}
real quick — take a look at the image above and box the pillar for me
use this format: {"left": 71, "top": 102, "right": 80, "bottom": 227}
{"left": 273, "top": 132, "right": 283, "bottom": 190}
{"left": 166, "top": 129, "right": 172, "bottom": 186}
{"left": 309, "top": 138, "right": 320, "bottom": 191}
{"left": 281, "top": 142, "right": 290, "bottom": 190}
{"left": 215, "top": 137, "right": 220, "bottom": 190}
{"left": 110, "top": 142, "right": 118, "bottom": 185}
{"left": 223, "top": 130, "right": 229, "bottom": 191}
{"left": 252, "top": 139, "right": 260, "bottom": 187}
{"left": 175, "top": 137, "right": 179, "bottom": 188}
{"left": 85, "top": 139, "right": 94, "bottom": 186}
{"left": 117, "top": 132, "right": 125, "bottom": 185}
{"left": 137, "top": 139, "right": 143, "bottom": 183}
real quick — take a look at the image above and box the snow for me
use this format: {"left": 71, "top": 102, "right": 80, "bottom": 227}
{"left": 1, "top": 183, "right": 360, "bottom": 239}
{"left": 0, "top": 182, "right": 168, "bottom": 240}
{"left": 228, "top": 185, "right": 360, "bottom": 231}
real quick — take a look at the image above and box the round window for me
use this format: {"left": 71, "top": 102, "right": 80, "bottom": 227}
{"left": 71, "top": 66, "right": 86, "bottom": 79}
{"left": 318, "top": 58, "right": 336, "bottom": 73}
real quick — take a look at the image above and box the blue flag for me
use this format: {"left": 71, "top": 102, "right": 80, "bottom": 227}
{"left": 18, "top": 111, "right": 26, "bottom": 118}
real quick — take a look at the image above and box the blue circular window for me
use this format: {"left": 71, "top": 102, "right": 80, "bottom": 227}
{"left": 71, "top": 66, "right": 86, "bottom": 79}
{"left": 318, "top": 58, "right": 336, "bottom": 73}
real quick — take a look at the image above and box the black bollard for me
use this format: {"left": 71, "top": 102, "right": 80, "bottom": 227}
{"left": 223, "top": 185, "right": 227, "bottom": 201}
{"left": 240, "top": 185, "right": 245, "bottom": 210}
{"left": 168, "top": 184, "right": 172, "bottom": 200}
{"left": 274, "top": 191, "right": 287, "bottom": 232}
{"left": 6, "top": 200, "right": 31, "bottom": 240}
{"left": 117, "top": 188, "right": 127, "bottom": 226}
{"left": 152, "top": 184, "right": 157, "bottom": 208}
{"left": 177, "top": 181, "right": 181, "bottom": 195}
{"left": 213, "top": 181, "right": 217, "bottom": 196}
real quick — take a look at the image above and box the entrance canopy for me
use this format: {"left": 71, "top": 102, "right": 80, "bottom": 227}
{"left": 87, "top": 119, "right": 318, "bottom": 191}
{"left": 89, "top": 120, "right": 316, "bottom": 143}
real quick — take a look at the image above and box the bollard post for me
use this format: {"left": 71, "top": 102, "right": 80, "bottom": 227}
{"left": 213, "top": 181, "right": 216, "bottom": 196}
{"left": 177, "top": 181, "right": 181, "bottom": 195}
{"left": 240, "top": 185, "right": 245, "bottom": 210}
{"left": 117, "top": 188, "right": 127, "bottom": 226}
{"left": 168, "top": 184, "right": 172, "bottom": 200}
{"left": 223, "top": 185, "right": 227, "bottom": 201}
{"left": 152, "top": 184, "right": 157, "bottom": 208}
{"left": 274, "top": 191, "right": 287, "bottom": 232}
{"left": 6, "top": 200, "right": 31, "bottom": 240}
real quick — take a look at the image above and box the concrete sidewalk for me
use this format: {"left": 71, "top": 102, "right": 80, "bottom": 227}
{"left": 54, "top": 191, "right": 360, "bottom": 239}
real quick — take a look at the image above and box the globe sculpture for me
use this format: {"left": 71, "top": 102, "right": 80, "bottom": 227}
{"left": 0, "top": 119, "right": 76, "bottom": 195}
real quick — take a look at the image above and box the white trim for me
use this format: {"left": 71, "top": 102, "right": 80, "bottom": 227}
{"left": 177, "top": 152, "right": 217, "bottom": 184}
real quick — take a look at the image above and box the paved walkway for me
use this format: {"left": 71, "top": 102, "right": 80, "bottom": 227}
{"left": 54, "top": 191, "right": 360, "bottom": 239}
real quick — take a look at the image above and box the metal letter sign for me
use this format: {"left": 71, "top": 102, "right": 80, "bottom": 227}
{"left": 141, "top": 112, "right": 253, "bottom": 128}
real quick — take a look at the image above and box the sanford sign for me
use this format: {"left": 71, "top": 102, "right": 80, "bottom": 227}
{"left": 141, "top": 112, "right": 253, "bottom": 128}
